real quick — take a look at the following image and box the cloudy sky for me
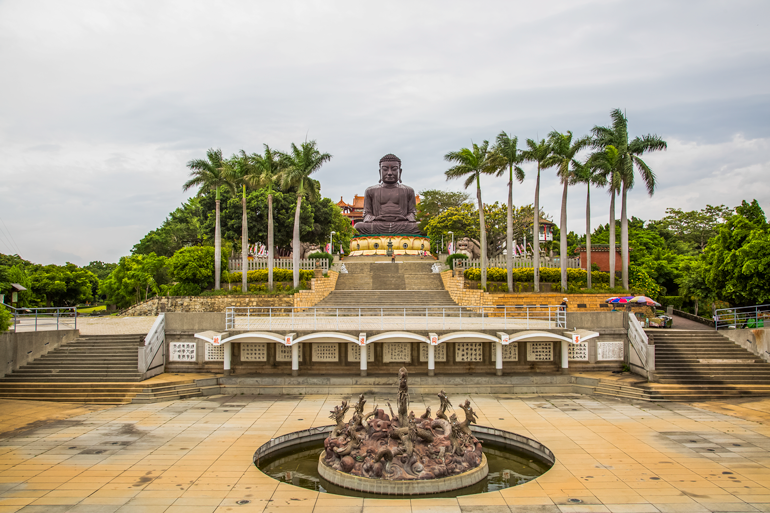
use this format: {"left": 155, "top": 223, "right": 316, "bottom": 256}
{"left": 1, "top": 0, "right": 769, "bottom": 265}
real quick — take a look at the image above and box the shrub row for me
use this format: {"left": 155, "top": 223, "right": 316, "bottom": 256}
{"left": 445, "top": 253, "right": 468, "bottom": 270}
{"left": 307, "top": 252, "right": 334, "bottom": 268}
{"left": 463, "top": 267, "right": 610, "bottom": 284}
{"left": 228, "top": 269, "right": 314, "bottom": 283}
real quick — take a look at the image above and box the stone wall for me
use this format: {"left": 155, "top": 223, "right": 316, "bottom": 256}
{"left": 440, "top": 270, "right": 616, "bottom": 312}
{"left": 0, "top": 329, "right": 79, "bottom": 377}
{"left": 121, "top": 272, "right": 338, "bottom": 316}
{"left": 722, "top": 327, "right": 770, "bottom": 363}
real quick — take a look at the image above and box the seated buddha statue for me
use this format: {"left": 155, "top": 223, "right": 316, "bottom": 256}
{"left": 354, "top": 154, "right": 420, "bottom": 235}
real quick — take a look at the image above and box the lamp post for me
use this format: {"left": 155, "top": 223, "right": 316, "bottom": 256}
{"left": 448, "top": 231, "right": 454, "bottom": 254}
{"left": 330, "top": 231, "right": 335, "bottom": 255}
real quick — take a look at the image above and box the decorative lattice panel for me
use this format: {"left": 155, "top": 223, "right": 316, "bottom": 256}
{"left": 383, "top": 343, "right": 411, "bottom": 363}
{"left": 527, "top": 342, "right": 553, "bottom": 361}
{"left": 276, "top": 343, "right": 303, "bottom": 362}
{"left": 312, "top": 343, "right": 339, "bottom": 362}
{"left": 455, "top": 342, "right": 483, "bottom": 362}
{"left": 491, "top": 344, "right": 518, "bottom": 362}
{"left": 348, "top": 343, "right": 374, "bottom": 362}
{"left": 240, "top": 343, "right": 267, "bottom": 362}
{"left": 419, "top": 344, "right": 446, "bottom": 362}
{"left": 568, "top": 343, "right": 588, "bottom": 361}
{"left": 205, "top": 343, "right": 224, "bottom": 361}
{"left": 598, "top": 341, "right": 624, "bottom": 361}
{"left": 170, "top": 342, "right": 196, "bottom": 362}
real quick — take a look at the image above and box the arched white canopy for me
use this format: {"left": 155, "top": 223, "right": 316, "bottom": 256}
{"left": 220, "top": 332, "right": 286, "bottom": 344}
{"left": 293, "top": 332, "right": 359, "bottom": 344}
{"left": 367, "top": 331, "right": 430, "bottom": 344}
{"left": 437, "top": 332, "right": 500, "bottom": 344}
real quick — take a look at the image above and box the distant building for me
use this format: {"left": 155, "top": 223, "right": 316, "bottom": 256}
{"left": 337, "top": 194, "right": 420, "bottom": 228}
{"left": 576, "top": 244, "right": 629, "bottom": 272}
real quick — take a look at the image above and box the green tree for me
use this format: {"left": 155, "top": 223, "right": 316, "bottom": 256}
{"left": 243, "top": 145, "right": 286, "bottom": 290}
{"left": 4, "top": 265, "right": 34, "bottom": 307}
{"left": 659, "top": 205, "right": 733, "bottom": 252}
{"left": 102, "top": 254, "right": 170, "bottom": 307}
{"left": 444, "top": 140, "right": 498, "bottom": 289}
{"left": 676, "top": 257, "right": 712, "bottom": 316}
{"left": 548, "top": 130, "right": 590, "bottom": 292}
{"left": 223, "top": 154, "right": 252, "bottom": 293}
{"left": 281, "top": 141, "right": 332, "bottom": 288}
{"left": 31, "top": 263, "right": 99, "bottom": 307}
{"left": 702, "top": 200, "right": 770, "bottom": 307}
{"left": 572, "top": 159, "right": 607, "bottom": 288}
{"left": 0, "top": 304, "right": 11, "bottom": 332}
{"left": 592, "top": 109, "right": 667, "bottom": 289}
{"left": 522, "top": 138, "right": 558, "bottom": 292}
{"left": 491, "top": 131, "right": 525, "bottom": 293}
{"left": 132, "top": 197, "right": 209, "bottom": 257}
{"left": 415, "top": 189, "right": 471, "bottom": 234}
{"left": 83, "top": 261, "right": 117, "bottom": 282}
{"left": 424, "top": 204, "right": 480, "bottom": 250}
{"left": 167, "top": 246, "right": 223, "bottom": 297}
{"left": 183, "top": 148, "right": 232, "bottom": 290}
{"left": 587, "top": 145, "right": 623, "bottom": 287}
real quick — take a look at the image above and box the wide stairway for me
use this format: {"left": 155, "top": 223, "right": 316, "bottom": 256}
{"left": 636, "top": 330, "right": 770, "bottom": 401}
{"left": 317, "top": 261, "right": 458, "bottom": 307}
{"left": 0, "top": 334, "right": 216, "bottom": 404}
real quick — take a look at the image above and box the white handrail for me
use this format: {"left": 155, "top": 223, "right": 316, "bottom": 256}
{"left": 139, "top": 313, "right": 165, "bottom": 373}
{"left": 628, "top": 312, "right": 653, "bottom": 371}
{"left": 228, "top": 258, "right": 329, "bottom": 272}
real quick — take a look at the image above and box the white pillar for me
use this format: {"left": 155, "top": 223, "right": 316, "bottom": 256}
{"left": 360, "top": 344, "right": 368, "bottom": 377}
{"left": 224, "top": 343, "right": 232, "bottom": 376}
{"left": 291, "top": 344, "right": 299, "bottom": 376}
{"left": 428, "top": 344, "right": 435, "bottom": 377}
{"left": 561, "top": 341, "right": 569, "bottom": 369}
{"left": 495, "top": 341, "right": 503, "bottom": 376}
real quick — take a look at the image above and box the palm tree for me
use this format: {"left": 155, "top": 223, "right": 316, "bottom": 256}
{"left": 587, "top": 145, "right": 623, "bottom": 288}
{"left": 281, "top": 140, "right": 332, "bottom": 288}
{"left": 548, "top": 131, "right": 591, "bottom": 292}
{"left": 521, "top": 139, "right": 558, "bottom": 292}
{"left": 572, "top": 159, "right": 607, "bottom": 289}
{"left": 183, "top": 148, "right": 230, "bottom": 290}
{"left": 243, "top": 145, "right": 285, "bottom": 291}
{"left": 492, "top": 132, "right": 525, "bottom": 293}
{"left": 592, "top": 109, "right": 667, "bottom": 289}
{"left": 444, "top": 141, "right": 498, "bottom": 290}
{"left": 223, "top": 155, "right": 251, "bottom": 293}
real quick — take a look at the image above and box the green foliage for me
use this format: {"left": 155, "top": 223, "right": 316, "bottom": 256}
{"left": 425, "top": 204, "right": 479, "bottom": 249}
{"left": 169, "top": 282, "right": 202, "bottom": 296}
{"left": 464, "top": 266, "right": 610, "bottom": 285}
{"left": 4, "top": 265, "right": 34, "bottom": 307}
{"left": 416, "top": 189, "right": 472, "bottom": 233}
{"left": 133, "top": 197, "right": 210, "bottom": 256}
{"left": 168, "top": 246, "right": 221, "bottom": 291}
{"left": 701, "top": 200, "right": 770, "bottom": 307}
{"left": 659, "top": 296, "right": 684, "bottom": 310}
{"left": 658, "top": 205, "right": 734, "bottom": 252}
{"left": 0, "top": 306, "right": 11, "bottom": 332}
{"left": 82, "top": 261, "right": 118, "bottom": 281}
{"left": 307, "top": 252, "right": 334, "bottom": 268}
{"left": 102, "top": 253, "right": 171, "bottom": 308}
{"left": 30, "top": 263, "right": 99, "bottom": 307}
{"left": 628, "top": 265, "right": 661, "bottom": 299}
{"left": 227, "top": 269, "right": 313, "bottom": 283}
{"left": 445, "top": 253, "right": 468, "bottom": 270}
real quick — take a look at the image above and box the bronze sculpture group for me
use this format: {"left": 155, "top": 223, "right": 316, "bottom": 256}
{"left": 322, "top": 368, "right": 483, "bottom": 481}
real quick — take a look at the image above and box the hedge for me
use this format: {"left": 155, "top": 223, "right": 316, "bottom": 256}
{"left": 446, "top": 253, "right": 468, "bottom": 270}
{"left": 228, "top": 269, "right": 314, "bottom": 283}
{"left": 307, "top": 252, "right": 334, "bottom": 268}
{"left": 463, "top": 267, "right": 610, "bottom": 284}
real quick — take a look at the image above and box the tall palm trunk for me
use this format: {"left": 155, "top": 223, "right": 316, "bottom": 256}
{"left": 533, "top": 165, "right": 541, "bottom": 292}
{"left": 292, "top": 196, "right": 302, "bottom": 288}
{"left": 559, "top": 180, "right": 568, "bottom": 292}
{"left": 476, "top": 174, "right": 487, "bottom": 290}
{"left": 214, "top": 197, "right": 221, "bottom": 290}
{"left": 241, "top": 192, "right": 248, "bottom": 293}
{"left": 268, "top": 193, "right": 274, "bottom": 291}
{"left": 585, "top": 185, "right": 592, "bottom": 289}
{"left": 506, "top": 167, "right": 513, "bottom": 293}
{"left": 621, "top": 185, "right": 629, "bottom": 290}
{"left": 608, "top": 191, "right": 616, "bottom": 288}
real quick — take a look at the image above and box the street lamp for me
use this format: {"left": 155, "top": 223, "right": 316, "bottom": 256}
{"left": 330, "top": 231, "right": 335, "bottom": 254}
{"left": 448, "top": 231, "right": 454, "bottom": 254}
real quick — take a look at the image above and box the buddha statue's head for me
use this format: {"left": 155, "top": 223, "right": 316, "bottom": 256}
{"left": 379, "top": 154, "right": 402, "bottom": 185}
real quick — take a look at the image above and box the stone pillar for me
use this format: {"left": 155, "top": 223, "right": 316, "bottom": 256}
{"left": 291, "top": 344, "right": 299, "bottom": 377}
{"left": 224, "top": 344, "right": 232, "bottom": 376}
{"left": 428, "top": 344, "right": 435, "bottom": 377}
{"left": 495, "top": 341, "right": 503, "bottom": 376}
{"left": 561, "top": 341, "right": 569, "bottom": 369}
{"left": 360, "top": 344, "right": 368, "bottom": 377}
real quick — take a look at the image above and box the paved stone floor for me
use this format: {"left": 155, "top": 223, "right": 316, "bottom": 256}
{"left": 1, "top": 393, "right": 770, "bottom": 513}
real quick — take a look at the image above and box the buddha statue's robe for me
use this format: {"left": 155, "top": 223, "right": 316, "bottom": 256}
{"left": 355, "top": 183, "right": 420, "bottom": 235}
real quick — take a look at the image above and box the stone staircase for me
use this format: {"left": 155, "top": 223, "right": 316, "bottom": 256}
{"left": 0, "top": 334, "right": 145, "bottom": 382}
{"left": 317, "top": 261, "right": 459, "bottom": 308}
{"left": 637, "top": 330, "right": 770, "bottom": 401}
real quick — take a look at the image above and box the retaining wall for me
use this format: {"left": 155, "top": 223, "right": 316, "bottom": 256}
{"left": 722, "top": 327, "right": 770, "bottom": 363}
{"left": 0, "top": 330, "right": 79, "bottom": 378}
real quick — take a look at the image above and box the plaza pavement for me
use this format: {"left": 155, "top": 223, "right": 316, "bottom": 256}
{"left": 1, "top": 393, "right": 770, "bottom": 513}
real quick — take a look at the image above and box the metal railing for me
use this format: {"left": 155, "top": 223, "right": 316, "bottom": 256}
{"left": 139, "top": 313, "right": 165, "bottom": 374}
{"left": 1, "top": 303, "right": 77, "bottom": 332}
{"left": 715, "top": 304, "right": 770, "bottom": 330}
{"left": 228, "top": 258, "right": 329, "bottom": 273}
{"left": 628, "top": 312, "right": 653, "bottom": 372}
{"left": 457, "top": 256, "right": 580, "bottom": 270}
{"left": 226, "top": 305, "right": 566, "bottom": 331}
